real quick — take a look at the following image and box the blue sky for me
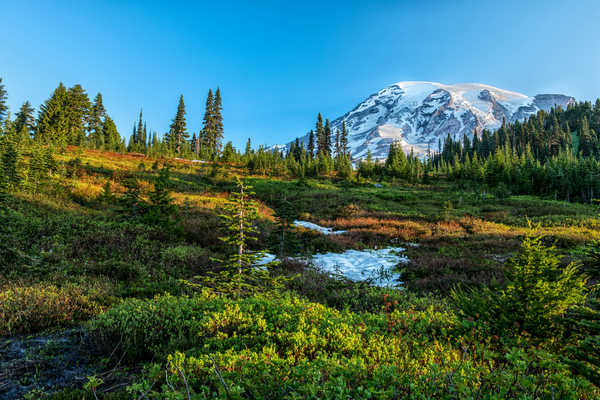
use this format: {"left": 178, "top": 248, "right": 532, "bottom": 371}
{"left": 1, "top": 0, "right": 599, "bottom": 148}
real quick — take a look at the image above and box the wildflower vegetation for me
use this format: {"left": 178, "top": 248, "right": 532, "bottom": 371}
{"left": 0, "top": 77, "right": 600, "bottom": 398}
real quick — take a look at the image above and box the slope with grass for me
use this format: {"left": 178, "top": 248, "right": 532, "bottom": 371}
{"left": 1, "top": 147, "right": 599, "bottom": 399}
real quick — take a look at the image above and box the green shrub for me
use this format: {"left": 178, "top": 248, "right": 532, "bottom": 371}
{"left": 452, "top": 228, "right": 588, "bottom": 339}
{"left": 0, "top": 284, "right": 104, "bottom": 335}
{"left": 92, "top": 293, "right": 597, "bottom": 399}
{"left": 88, "top": 260, "right": 143, "bottom": 281}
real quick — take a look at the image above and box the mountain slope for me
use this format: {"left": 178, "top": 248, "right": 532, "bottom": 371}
{"left": 290, "top": 81, "right": 575, "bottom": 160}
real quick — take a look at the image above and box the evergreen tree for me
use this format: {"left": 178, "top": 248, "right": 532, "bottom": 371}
{"left": 316, "top": 113, "right": 326, "bottom": 156}
{"left": 89, "top": 93, "right": 106, "bottom": 149}
{"left": 102, "top": 116, "right": 120, "bottom": 151}
{"left": 0, "top": 136, "right": 22, "bottom": 192}
{"left": 191, "top": 133, "right": 199, "bottom": 155}
{"left": 244, "top": 138, "right": 252, "bottom": 158}
{"left": 26, "top": 145, "right": 48, "bottom": 192}
{"left": 221, "top": 141, "right": 236, "bottom": 163}
{"left": 324, "top": 118, "right": 332, "bottom": 156}
{"left": 341, "top": 120, "right": 349, "bottom": 157}
{"left": 213, "top": 87, "right": 224, "bottom": 155}
{"left": 273, "top": 195, "right": 297, "bottom": 257}
{"left": 143, "top": 166, "right": 178, "bottom": 229}
{"left": 169, "top": 95, "right": 188, "bottom": 154}
{"left": 0, "top": 77, "right": 7, "bottom": 123}
{"left": 307, "top": 130, "right": 315, "bottom": 159}
{"left": 137, "top": 109, "right": 144, "bottom": 147}
{"left": 65, "top": 84, "right": 91, "bottom": 146}
{"left": 201, "top": 89, "right": 214, "bottom": 157}
{"left": 36, "top": 83, "right": 69, "bottom": 146}
{"left": 218, "top": 177, "right": 264, "bottom": 275}
{"left": 14, "top": 101, "right": 35, "bottom": 141}
{"left": 564, "top": 299, "right": 600, "bottom": 387}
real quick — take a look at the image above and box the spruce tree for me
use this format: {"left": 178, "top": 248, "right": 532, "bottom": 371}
{"left": 191, "top": 133, "right": 198, "bottom": 155}
{"left": 169, "top": 95, "right": 188, "bottom": 154}
{"left": 201, "top": 89, "right": 214, "bottom": 157}
{"left": 102, "top": 116, "right": 120, "bottom": 151}
{"left": 341, "top": 120, "right": 349, "bottom": 157}
{"left": 244, "top": 138, "right": 252, "bottom": 157}
{"left": 0, "top": 77, "right": 7, "bottom": 123}
{"left": 14, "top": 101, "right": 35, "bottom": 141}
{"left": 334, "top": 128, "right": 341, "bottom": 158}
{"left": 89, "top": 93, "right": 106, "bottom": 149}
{"left": 144, "top": 166, "right": 178, "bottom": 229}
{"left": 36, "top": 83, "right": 69, "bottom": 146}
{"left": 324, "top": 118, "right": 332, "bottom": 156}
{"left": 218, "top": 177, "right": 264, "bottom": 275}
{"left": 213, "top": 88, "right": 224, "bottom": 155}
{"left": 274, "top": 195, "right": 297, "bottom": 257}
{"left": 65, "top": 84, "right": 91, "bottom": 146}
{"left": 0, "top": 136, "right": 22, "bottom": 192}
{"left": 307, "top": 130, "right": 315, "bottom": 159}
{"left": 564, "top": 299, "right": 600, "bottom": 387}
{"left": 27, "top": 145, "right": 47, "bottom": 192}
{"left": 316, "top": 113, "right": 325, "bottom": 155}
{"left": 137, "top": 109, "right": 144, "bottom": 147}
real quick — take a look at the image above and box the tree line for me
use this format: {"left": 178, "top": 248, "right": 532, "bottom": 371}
{"left": 2, "top": 75, "right": 600, "bottom": 203}
{"left": 0, "top": 77, "right": 225, "bottom": 160}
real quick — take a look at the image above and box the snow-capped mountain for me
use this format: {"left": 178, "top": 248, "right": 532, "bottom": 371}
{"left": 287, "top": 81, "right": 575, "bottom": 160}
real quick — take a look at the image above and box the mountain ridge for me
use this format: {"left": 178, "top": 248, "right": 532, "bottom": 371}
{"left": 283, "top": 81, "right": 575, "bottom": 160}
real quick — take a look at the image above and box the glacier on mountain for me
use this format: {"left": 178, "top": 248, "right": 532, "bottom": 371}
{"left": 283, "top": 81, "right": 575, "bottom": 160}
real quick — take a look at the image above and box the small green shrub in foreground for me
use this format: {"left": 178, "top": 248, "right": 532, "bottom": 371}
{"left": 452, "top": 228, "right": 588, "bottom": 339}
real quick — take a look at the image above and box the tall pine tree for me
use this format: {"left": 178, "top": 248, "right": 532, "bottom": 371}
{"left": 316, "top": 113, "right": 325, "bottom": 156}
{"left": 36, "top": 83, "right": 69, "bottom": 146}
{"left": 0, "top": 78, "right": 7, "bottom": 124}
{"left": 213, "top": 88, "right": 224, "bottom": 155}
{"left": 341, "top": 120, "right": 349, "bottom": 157}
{"left": 14, "top": 101, "right": 35, "bottom": 141}
{"left": 89, "top": 93, "right": 106, "bottom": 149}
{"left": 200, "top": 89, "right": 214, "bottom": 158}
{"left": 169, "top": 95, "right": 188, "bottom": 154}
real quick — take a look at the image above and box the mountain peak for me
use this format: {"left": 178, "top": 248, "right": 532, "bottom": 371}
{"left": 286, "top": 81, "right": 575, "bottom": 160}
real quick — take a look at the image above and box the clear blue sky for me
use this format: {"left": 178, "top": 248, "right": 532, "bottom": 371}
{"left": 1, "top": 0, "right": 599, "bottom": 148}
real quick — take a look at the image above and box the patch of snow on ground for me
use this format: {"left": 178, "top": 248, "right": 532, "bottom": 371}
{"left": 255, "top": 247, "right": 409, "bottom": 287}
{"left": 293, "top": 220, "right": 346, "bottom": 235}
{"left": 309, "top": 247, "right": 407, "bottom": 287}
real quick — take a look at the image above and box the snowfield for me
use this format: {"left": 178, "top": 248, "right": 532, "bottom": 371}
{"left": 293, "top": 220, "right": 346, "bottom": 235}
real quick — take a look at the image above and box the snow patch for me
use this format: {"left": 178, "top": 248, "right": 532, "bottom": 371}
{"left": 256, "top": 247, "right": 408, "bottom": 287}
{"left": 293, "top": 220, "right": 346, "bottom": 235}
{"left": 308, "top": 247, "right": 407, "bottom": 287}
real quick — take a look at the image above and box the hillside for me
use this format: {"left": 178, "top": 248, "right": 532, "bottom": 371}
{"left": 1, "top": 147, "right": 600, "bottom": 398}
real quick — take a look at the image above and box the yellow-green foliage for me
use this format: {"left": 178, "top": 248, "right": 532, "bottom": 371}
{"left": 91, "top": 293, "right": 598, "bottom": 399}
{"left": 0, "top": 283, "right": 105, "bottom": 335}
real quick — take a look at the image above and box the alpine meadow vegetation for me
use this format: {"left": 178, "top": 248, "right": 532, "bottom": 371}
{"left": 0, "top": 75, "right": 599, "bottom": 399}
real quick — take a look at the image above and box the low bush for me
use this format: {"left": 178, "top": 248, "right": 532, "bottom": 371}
{"left": 92, "top": 292, "right": 597, "bottom": 399}
{"left": 0, "top": 283, "right": 105, "bottom": 335}
{"left": 452, "top": 229, "right": 588, "bottom": 339}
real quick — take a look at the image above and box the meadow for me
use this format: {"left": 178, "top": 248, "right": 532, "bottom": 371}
{"left": 1, "top": 147, "right": 599, "bottom": 399}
